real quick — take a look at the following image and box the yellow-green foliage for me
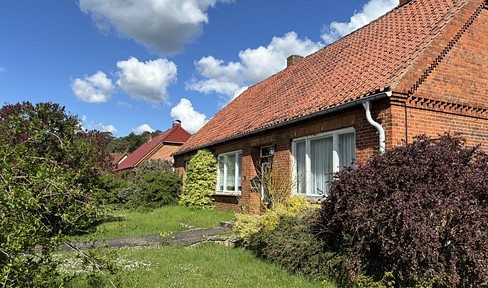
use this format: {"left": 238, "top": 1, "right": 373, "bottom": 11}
{"left": 234, "top": 195, "right": 319, "bottom": 243}
{"left": 179, "top": 149, "right": 217, "bottom": 209}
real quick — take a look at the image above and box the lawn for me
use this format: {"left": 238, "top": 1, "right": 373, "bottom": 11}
{"left": 63, "top": 205, "right": 335, "bottom": 287}
{"left": 59, "top": 243, "right": 333, "bottom": 288}
{"left": 70, "top": 205, "right": 235, "bottom": 241}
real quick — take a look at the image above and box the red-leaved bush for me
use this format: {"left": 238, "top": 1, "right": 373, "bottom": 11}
{"left": 317, "top": 135, "right": 488, "bottom": 287}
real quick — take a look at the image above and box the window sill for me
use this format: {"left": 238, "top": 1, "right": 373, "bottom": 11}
{"left": 215, "top": 191, "right": 242, "bottom": 196}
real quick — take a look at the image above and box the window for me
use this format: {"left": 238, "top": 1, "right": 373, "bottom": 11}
{"left": 292, "top": 127, "right": 355, "bottom": 197}
{"left": 217, "top": 151, "right": 242, "bottom": 194}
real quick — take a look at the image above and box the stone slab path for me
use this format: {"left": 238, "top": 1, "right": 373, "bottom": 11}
{"left": 59, "top": 221, "right": 237, "bottom": 252}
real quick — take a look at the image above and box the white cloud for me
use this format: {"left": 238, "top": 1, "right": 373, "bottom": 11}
{"left": 321, "top": 0, "right": 397, "bottom": 44}
{"left": 132, "top": 124, "right": 155, "bottom": 134}
{"left": 117, "top": 57, "right": 177, "bottom": 104}
{"left": 0, "top": 66, "right": 5, "bottom": 72}
{"left": 187, "top": 32, "right": 323, "bottom": 102}
{"left": 71, "top": 71, "right": 115, "bottom": 103}
{"left": 79, "top": 0, "right": 231, "bottom": 55}
{"left": 170, "top": 98, "right": 207, "bottom": 134}
{"left": 80, "top": 115, "right": 119, "bottom": 135}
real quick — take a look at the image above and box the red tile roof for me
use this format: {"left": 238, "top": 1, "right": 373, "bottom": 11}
{"left": 114, "top": 124, "right": 191, "bottom": 171}
{"left": 110, "top": 153, "right": 127, "bottom": 166}
{"left": 177, "top": 0, "right": 485, "bottom": 154}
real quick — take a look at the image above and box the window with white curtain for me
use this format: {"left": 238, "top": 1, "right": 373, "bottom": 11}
{"left": 217, "top": 151, "right": 242, "bottom": 194}
{"left": 292, "top": 127, "right": 355, "bottom": 197}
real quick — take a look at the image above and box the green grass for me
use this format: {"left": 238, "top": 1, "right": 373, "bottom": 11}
{"left": 59, "top": 243, "right": 335, "bottom": 288}
{"left": 71, "top": 205, "right": 235, "bottom": 241}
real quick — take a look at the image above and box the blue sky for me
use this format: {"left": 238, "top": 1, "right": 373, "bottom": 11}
{"left": 0, "top": 0, "right": 397, "bottom": 136}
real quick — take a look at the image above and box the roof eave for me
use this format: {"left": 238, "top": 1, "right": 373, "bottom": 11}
{"left": 174, "top": 91, "right": 392, "bottom": 157}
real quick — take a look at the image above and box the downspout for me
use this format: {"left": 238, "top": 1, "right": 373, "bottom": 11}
{"left": 362, "top": 91, "right": 391, "bottom": 154}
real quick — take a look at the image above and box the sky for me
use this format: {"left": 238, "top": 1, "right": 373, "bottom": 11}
{"left": 0, "top": 0, "right": 398, "bottom": 137}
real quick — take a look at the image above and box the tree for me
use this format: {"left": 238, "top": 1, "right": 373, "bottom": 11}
{"left": 180, "top": 149, "right": 217, "bottom": 209}
{"left": 0, "top": 102, "right": 111, "bottom": 287}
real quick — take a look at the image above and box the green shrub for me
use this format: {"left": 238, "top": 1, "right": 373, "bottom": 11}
{"left": 317, "top": 135, "right": 488, "bottom": 287}
{"left": 180, "top": 149, "right": 217, "bottom": 209}
{"left": 120, "top": 159, "right": 182, "bottom": 208}
{"left": 93, "top": 173, "right": 129, "bottom": 205}
{"left": 250, "top": 210, "right": 348, "bottom": 284}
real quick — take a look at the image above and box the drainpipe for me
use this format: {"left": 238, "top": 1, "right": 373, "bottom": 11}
{"left": 362, "top": 93, "right": 390, "bottom": 154}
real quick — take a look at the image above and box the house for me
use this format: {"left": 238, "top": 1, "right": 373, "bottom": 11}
{"left": 114, "top": 121, "right": 191, "bottom": 172}
{"left": 173, "top": 0, "right": 488, "bottom": 212}
{"left": 110, "top": 153, "right": 128, "bottom": 167}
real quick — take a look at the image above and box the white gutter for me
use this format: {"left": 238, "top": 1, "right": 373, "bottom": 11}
{"left": 174, "top": 91, "right": 392, "bottom": 156}
{"left": 362, "top": 91, "right": 391, "bottom": 154}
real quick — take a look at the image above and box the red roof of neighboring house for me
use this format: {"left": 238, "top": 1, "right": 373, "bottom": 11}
{"left": 177, "top": 0, "right": 485, "bottom": 154}
{"left": 110, "top": 153, "right": 127, "bottom": 166}
{"left": 114, "top": 124, "right": 191, "bottom": 171}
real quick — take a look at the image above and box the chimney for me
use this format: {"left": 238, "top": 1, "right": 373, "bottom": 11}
{"left": 147, "top": 133, "right": 152, "bottom": 141}
{"left": 287, "top": 55, "right": 304, "bottom": 68}
{"left": 173, "top": 120, "right": 181, "bottom": 128}
{"left": 399, "top": 0, "right": 411, "bottom": 6}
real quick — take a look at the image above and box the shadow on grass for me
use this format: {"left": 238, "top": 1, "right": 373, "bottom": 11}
{"left": 71, "top": 214, "right": 125, "bottom": 237}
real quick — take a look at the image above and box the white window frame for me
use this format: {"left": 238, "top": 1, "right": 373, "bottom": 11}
{"left": 216, "top": 150, "right": 243, "bottom": 195}
{"left": 292, "top": 127, "right": 355, "bottom": 197}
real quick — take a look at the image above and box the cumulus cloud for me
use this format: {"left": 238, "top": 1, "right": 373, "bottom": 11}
{"left": 71, "top": 71, "right": 115, "bottom": 103}
{"left": 187, "top": 32, "right": 323, "bottom": 102}
{"left": 79, "top": 0, "right": 231, "bottom": 55}
{"left": 80, "top": 115, "right": 119, "bottom": 135}
{"left": 170, "top": 98, "right": 207, "bottom": 134}
{"left": 117, "top": 57, "right": 177, "bottom": 103}
{"left": 132, "top": 124, "right": 155, "bottom": 134}
{"left": 321, "top": 0, "right": 397, "bottom": 44}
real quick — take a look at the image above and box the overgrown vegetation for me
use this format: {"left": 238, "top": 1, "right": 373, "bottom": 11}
{"left": 234, "top": 135, "right": 488, "bottom": 287}
{"left": 180, "top": 149, "right": 217, "bottom": 209}
{"left": 0, "top": 102, "right": 112, "bottom": 287}
{"left": 318, "top": 134, "right": 488, "bottom": 287}
{"left": 118, "top": 159, "right": 182, "bottom": 208}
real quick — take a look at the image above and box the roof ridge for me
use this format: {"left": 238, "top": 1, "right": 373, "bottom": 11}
{"left": 389, "top": 0, "right": 482, "bottom": 92}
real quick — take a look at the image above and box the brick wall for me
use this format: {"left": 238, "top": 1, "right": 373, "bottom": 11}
{"left": 149, "top": 143, "right": 182, "bottom": 163}
{"left": 175, "top": 102, "right": 389, "bottom": 212}
{"left": 389, "top": 4, "right": 488, "bottom": 149}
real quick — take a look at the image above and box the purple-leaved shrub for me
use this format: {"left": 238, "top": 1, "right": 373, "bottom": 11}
{"left": 317, "top": 134, "right": 488, "bottom": 287}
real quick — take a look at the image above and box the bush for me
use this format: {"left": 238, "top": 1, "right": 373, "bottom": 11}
{"left": 249, "top": 210, "right": 348, "bottom": 283}
{"left": 93, "top": 173, "right": 129, "bottom": 205}
{"left": 0, "top": 102, "right": 111, "bottom": 287}
{"left": 317, "top": 135, "right": 488, "bottom": 287}
{"left": 120, "top": 159, "right": 182, "bottom": 208}
{"left": 180, "top": 149, "right": 217, "bottom": 209}
{"left": 234, "top": 195, "right": 318, "bottom": 243}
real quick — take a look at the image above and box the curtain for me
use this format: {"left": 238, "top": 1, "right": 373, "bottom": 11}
{"left": 226, "top": 154, "right": 236, "bottom": 191}
{"left": 218, "top": 156, "right": 225, "bottom": 191}
{"left": 311, "top": 137, "right": 333, "bottom": 196}
{"left": 296, "top": 141, "right": 306, "bottom": 194}
{"left": 339, "top": 132, "right": 355, "bottom": 169}
{"left": 237, "top": 153, "right": 242, "bottom": 191}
